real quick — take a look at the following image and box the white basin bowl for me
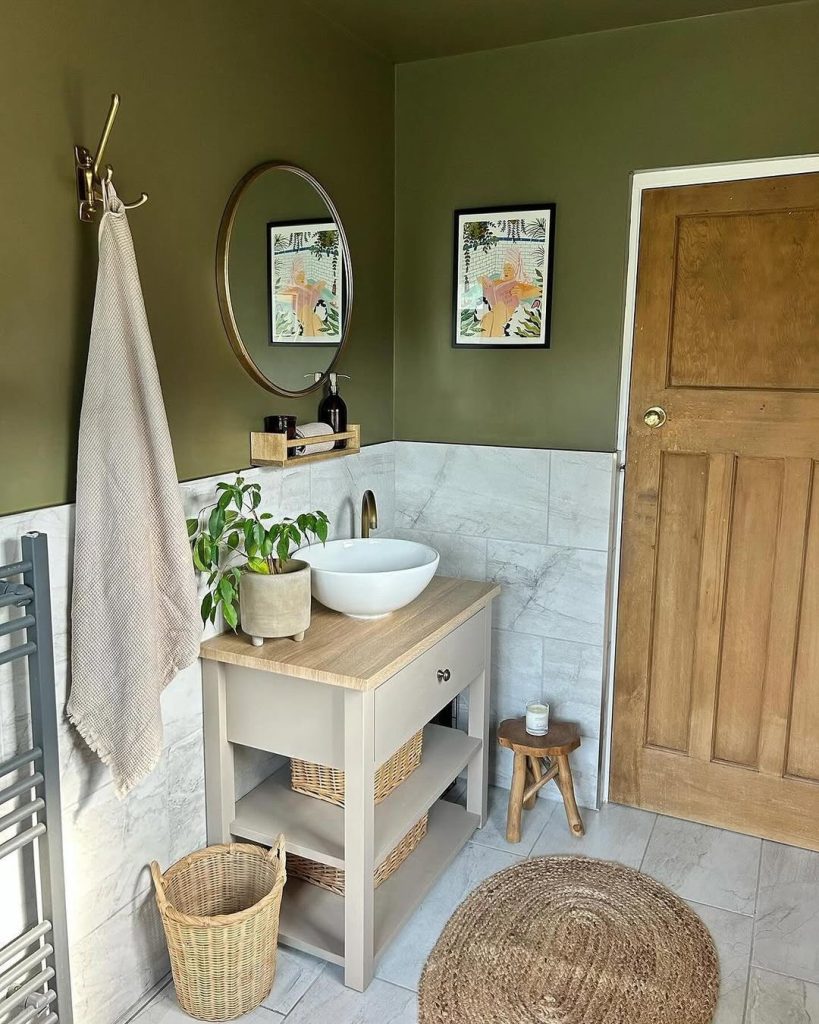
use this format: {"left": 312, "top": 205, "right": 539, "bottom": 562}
{"left": 295, "top": 538, "right": 440, "bottom": 619}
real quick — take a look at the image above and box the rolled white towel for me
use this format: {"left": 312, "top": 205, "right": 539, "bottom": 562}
{"left": 295, "top": 421, "right": 335, "bottom": 455}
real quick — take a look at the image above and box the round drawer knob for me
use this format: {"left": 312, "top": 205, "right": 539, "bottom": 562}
{"left": 437, "top": 668, "right": 451, "bottom": 683}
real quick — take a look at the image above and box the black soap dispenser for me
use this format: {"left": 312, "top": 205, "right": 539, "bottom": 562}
{"left": 318, "top": 372, "right": 350, "bottom": 449}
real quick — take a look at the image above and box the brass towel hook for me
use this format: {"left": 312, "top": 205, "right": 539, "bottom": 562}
{"left": 74, "top": 93, "right": 149, "bottom": 222}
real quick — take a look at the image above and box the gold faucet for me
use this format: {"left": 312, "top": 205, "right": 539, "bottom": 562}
{"left": 361, "top": 490, "right": 378, "bottom": 539}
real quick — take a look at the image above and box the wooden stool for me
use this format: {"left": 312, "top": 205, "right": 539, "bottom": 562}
{"left": 497, "top": 719, "right": 585, "bottom": 843}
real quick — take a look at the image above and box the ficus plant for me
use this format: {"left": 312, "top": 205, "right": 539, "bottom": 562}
{"left": 187, "top": 476, "right": 329, "bottom": 630}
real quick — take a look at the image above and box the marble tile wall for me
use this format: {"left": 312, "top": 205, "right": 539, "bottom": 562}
{"left": 0, "top": 442, "right": 395, "bottom": 1024}
{"left": 394, "top": 442, "right": 617, "bottom": 809}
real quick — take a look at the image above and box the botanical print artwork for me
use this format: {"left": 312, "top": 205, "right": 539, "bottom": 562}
{"left": 453, "top": 205, "right": 555, "bottom": 348}
{"left": 268, "top": 219, "right": 342, "bottom": 345}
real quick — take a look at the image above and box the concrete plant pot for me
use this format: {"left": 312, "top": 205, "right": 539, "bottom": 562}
{"left": 239, "top": 560, "right": 311, "bottom": 644}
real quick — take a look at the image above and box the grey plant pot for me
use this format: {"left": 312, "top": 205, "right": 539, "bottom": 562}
{"left": 239, "top": 559, "right": 311, "bottom": 644}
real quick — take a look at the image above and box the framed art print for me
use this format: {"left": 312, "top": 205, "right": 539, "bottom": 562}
{"left": 267, "top": 218, "right": 343, "bottom": 346}
{"left": 453, "top": 204, "right": 556, "bottom": 348}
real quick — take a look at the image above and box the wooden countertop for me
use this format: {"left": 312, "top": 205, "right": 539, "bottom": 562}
{"left": 200, "top": 575, "right": 499, "bottom": 691}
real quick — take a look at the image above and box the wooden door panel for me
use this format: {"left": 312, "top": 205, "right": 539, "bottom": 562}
{"left": 670, "top": 209, "right": 819, "bottom": 390}
{"left": 712, "top": 457, "right": 783, "bottom": 768}
{"left": 788, "top": 464, "right": 819, "bottom": 783}
{"left": 613, "top": 172, "right": 819, "bottom": 851}
{"left": 644, "top": 452, "right": 708, "bottom": 753}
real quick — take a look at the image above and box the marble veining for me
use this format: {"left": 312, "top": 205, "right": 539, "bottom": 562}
{"left": 641, "top": 815, "right": 762, "bottom": 916}
{"left": 745, "top": 967, "right": 819, "bottom": 1023}
{"left": 753, "top": 841, "right": 819, "bottom": 985}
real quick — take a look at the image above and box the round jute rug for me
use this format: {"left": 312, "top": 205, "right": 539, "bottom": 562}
{"left": 418, "top": 856, "right": 719, "bottom": 1024}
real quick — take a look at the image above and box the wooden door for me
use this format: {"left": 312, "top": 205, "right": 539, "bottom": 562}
{"left": 611, "top": 172, "right": 819, "bottom": 851}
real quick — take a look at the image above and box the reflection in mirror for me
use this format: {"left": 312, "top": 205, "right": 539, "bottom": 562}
{"left": 217, "top": 163, "right": 352, "bottom": 396}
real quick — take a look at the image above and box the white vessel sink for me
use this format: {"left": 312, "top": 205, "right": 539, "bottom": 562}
{"left": 295, "top": 538, "right": 440, "bottom": 619}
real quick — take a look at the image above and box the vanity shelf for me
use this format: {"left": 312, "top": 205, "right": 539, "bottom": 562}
{"left": 278, "top": 800, "right": 479, "bottom": 966}
{"left": 231, "top": 724, "right": 481, "bottom": 868}
{"left": 250, "top": 424, "right": 360, "bottom": 467}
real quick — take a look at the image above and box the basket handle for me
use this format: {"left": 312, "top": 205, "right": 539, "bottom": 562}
{"left": 267, "top": 834, "right": 286, "bottom": 871}
{"left": 150, "top": 861, "right": 168, "bottom": 908}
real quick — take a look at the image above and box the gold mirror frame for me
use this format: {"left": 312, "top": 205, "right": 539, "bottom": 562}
{"left": 216, "top": 161, "right": 354, "bottom": 398}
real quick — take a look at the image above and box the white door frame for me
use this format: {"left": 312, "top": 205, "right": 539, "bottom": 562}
{"left": 600, "top": 151, "right": 819, "bottom": 802}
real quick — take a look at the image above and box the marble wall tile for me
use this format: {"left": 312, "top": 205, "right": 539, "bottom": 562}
{"left": 542, "top": 637, "right": 605, "bottom": 738}
{"left": 548, "top": 451, "right": 615, "bottom": 551}
{"left": 392, "top": 527, "right": 487, "bottom": 581}
{"left": 70, "top": 888, "right": 169, "bottom": 1024}
{"left": 395, "top": 442, "right": 550, "bottom": 543}
{"left": 746, "top": 967, "right": 819, "bottom": 1024}
{"left": 309, "top": 442, "right": 395, "bottom": 541}
{"left": 63, "top": 752, "right": 171, "bottom": 940}
{"left": 166, "top": 729, "right": 206, "bottom": 865}
{"left": 689, "top": 902, "right": 752, "bottom": 1024}
{"left": 642, "top": 816, "right": 761, "bottom": 916}
{"left": 490, "top": 628, "right": 543, "bottom": 722}
{"left": 754, "top": 841, "right": 819, "bottom": 985}
{"left": 488, "top": 540, "right": 608, "bottom": 646}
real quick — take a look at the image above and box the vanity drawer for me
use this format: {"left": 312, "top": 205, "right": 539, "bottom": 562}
{"left": 374, "top": 608, "right": 487, "bottom": 764}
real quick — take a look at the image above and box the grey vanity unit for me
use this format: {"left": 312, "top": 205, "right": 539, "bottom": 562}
{"left": 201, "top": 576, "right": 499, "bottom": 990}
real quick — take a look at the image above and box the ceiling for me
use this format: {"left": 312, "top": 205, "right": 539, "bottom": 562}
{"left": 305, "top": 0, "right": 803, "bottom": 62}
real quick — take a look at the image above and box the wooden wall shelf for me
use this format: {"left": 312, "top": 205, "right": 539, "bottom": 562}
{"left": 250, "top": 424, "right": 361, "bottom": 468}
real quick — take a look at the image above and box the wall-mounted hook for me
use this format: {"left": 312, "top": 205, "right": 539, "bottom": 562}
{"left": 74, "top": 93, "right": 149, "bottom": 222}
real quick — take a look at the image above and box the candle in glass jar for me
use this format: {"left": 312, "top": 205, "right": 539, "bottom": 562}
{"left": 526, "top": 701, "right": 550, "bottom": 736}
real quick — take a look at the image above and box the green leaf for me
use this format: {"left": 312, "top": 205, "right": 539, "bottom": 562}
{"left": 315, "top": 517, "right": 328, "bottom": 543}
{"left": 208, "top": 506, "right": 225, "bottom": 539}
{"left": 246, "top": 557, "right": 270, "bottom": 574}
{"left": 218, "top": 576, "right": 235, "bottom": 602}
{"left": 276, "top": 533, "right": 291, "bottom": 563}
{"left": 251, "top": 487, "right": 262, "bottom": 509}
{"left": 217, "top": 490, "right": 233, "bottom": 511}
{"left": 200, "top": 592, "right": 212, "bottom": 624}
{"left": 192, "top": 536, "right": 210, "bottom": 572}
{"left": 222, "top": 600, "right": 239, "bottom": 630}
{"left": 260, "top": 512, "right": 273, "bottom": 520}
{"left": 226, "top": 531, "right": 240, "bottom": 551}
{"left": 186, "top": 518, "right": 198, "bottom": 538}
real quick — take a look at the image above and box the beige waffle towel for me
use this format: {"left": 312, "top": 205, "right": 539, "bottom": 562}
{"left": 68, "top": 183, "right": 199, "bottom": 798}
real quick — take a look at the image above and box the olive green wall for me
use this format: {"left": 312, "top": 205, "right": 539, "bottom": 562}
{"left": 0, "top": 0, "right": 393, "bottom": 515}
{"left": 394, "top": 1, "right": 819, "bottom": 452}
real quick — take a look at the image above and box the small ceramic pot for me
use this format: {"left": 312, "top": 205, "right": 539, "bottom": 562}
{"left": 239, "top": 560, "right": 311, "bottom": 644}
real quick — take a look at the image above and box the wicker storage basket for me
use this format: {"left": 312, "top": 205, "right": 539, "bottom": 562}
{"left": 291, "top": 729, "right": 423, "bottom": 806}
{"left": 288, "top": 813, "right": 428, "bottom": 896}
{"left": 151, "top": 838, "right": 286, "bottom": 1022}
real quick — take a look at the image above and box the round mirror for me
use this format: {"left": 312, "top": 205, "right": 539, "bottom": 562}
{"left": 216, "top": 163, "right": 353, "bottom": 397}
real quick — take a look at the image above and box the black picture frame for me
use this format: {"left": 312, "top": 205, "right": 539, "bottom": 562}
{"left": 266, "top": 217, "right": 345, "bottom": 348}
{"left": 451, "top": 203, "right": 556, "bottom": 349}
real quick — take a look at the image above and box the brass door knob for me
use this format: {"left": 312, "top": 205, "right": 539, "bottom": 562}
{"left": 643, "top": 406, "right": 667, "bottom": 428}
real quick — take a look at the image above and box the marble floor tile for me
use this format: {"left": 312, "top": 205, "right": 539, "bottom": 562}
{"left": 548, "top": 450, "right": 615, "bottom": 551}
{"left": 375, "top": 840, "right": 521, "bottom": 991}
{"left": 467, "top": 783, "right": 556, "bottom": 857}
{"left": 754, "top": 841, "right": 819, "bottom": 984}
{"left": 530, "top": 800, "right": 656, "bottom": 868}
{"left": 642, "top": 816, "right": 761, "bottom": 916}
{"left": 263, "top": 947, "right": 326, "bottom": 1016}
{"left": 688, "top": 902, "right": 752, "bottom": 1024}
{"left": 284, "top": 966, "right": 416, "bottom": 1024}
{"left": 391, "top": 527, "right": 487, "bottom": 581}
{"left": 745, "top": 967, "right": 819, "bottom": 1023}
{"left": 488, "top": 540, "right": 608, "bottom": 646}
{"left": 133, "top": 982, "right": 284, "bottom": 1022}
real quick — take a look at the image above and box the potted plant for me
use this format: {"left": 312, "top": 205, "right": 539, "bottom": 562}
{"left": 187, "top": 476, "right": 329, "bottom": 645}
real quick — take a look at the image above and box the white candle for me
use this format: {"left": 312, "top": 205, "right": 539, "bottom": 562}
{"left": 526, "top": 701, "right": 550, "bottom": 736}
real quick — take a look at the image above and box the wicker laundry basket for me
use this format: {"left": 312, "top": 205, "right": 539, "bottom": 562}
{"left": 151, "top": 838, "right": 286, "bottom": 1021}
{"left": 288, "top": 813, "right": 428, "bottom": 896}
{"left": 291, "top": 729, "right": 423, "bottom": 806}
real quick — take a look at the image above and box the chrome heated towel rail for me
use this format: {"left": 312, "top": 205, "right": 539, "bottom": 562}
{"left": 0, "top": 533, "right": 72, "bottom": 1024}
